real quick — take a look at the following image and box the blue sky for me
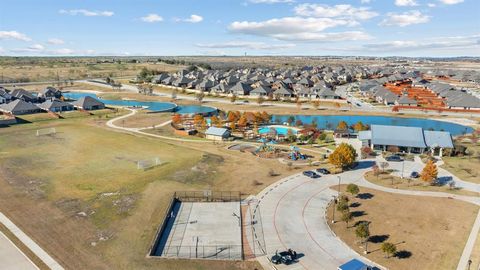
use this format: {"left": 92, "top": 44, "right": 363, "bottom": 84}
{"left": 0, "top": 0, "right": 479, "bottom": 57}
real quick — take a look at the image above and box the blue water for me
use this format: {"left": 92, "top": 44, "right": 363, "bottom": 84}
{"left": 271, "top": 115, "right": 473, "bottom": 135}
{"left": 258, "top": 126, "right": 298, "bottom": 135}
{"left": 63, "top": 92, "right": 217, "bottom": 114}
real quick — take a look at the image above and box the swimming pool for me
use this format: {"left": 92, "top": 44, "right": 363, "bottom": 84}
{"left": 270, "top": 115, "right": 473, "bottom": 136}
{"left": 63, "top": 92, "right": 217, "bottom": 115}
{"left": 258, "top": 126, "right": 298, "bottom": 135}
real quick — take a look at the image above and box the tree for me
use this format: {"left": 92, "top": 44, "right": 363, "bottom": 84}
{"left": 346, "top": 184, "right": 359, "bottom": 197}
{"left": 329, "top": 143, "right": 357, "bottom": 169}
{"left": 337, "top": 195, "right": 349, "bottom": 212}
{"left": 171, "top": 114, "right": 182, "bottom": 124}
{"left": 196, "top": 91, "right": 205, "bottom": 103}
{"left": 361, "top": 146, "right": 373, "bottom": 159}
{"left": 355, "top": 222, "right": 370, "bottom": 254}
{"left": 256, "top": 95, "right": 265, "bottom": 106}
{"left": 381, "top": 242, "right": 397, "bottom": 258}
{"left": 387, "top": 145, "right": 400, "bottom": 153}
{"left": 372, "top": 164, "right": 381, "bottom": 179}
{"left": 230, "top": 94, "right": 237, "bottom": 104}
{"left": 341, "top": 210, "right": 353, "bottom": 228}
{"left": 379, "top": 161, "right": 389, "bottom": 172}
{"left": 229, "top": 121, "right": 236, "bottom": 131}
{"left": 421, "top": 159, "right": 438, "bottom": 185}
{"left": 337, "top": 121, "right": 348, "bottom": 130}
{"left": 237, "top": 115, "right": 248, "bottom": 129}
{"left": 193, "top": 114, "right": 204, "bottom": 128}
{"left": 211, "top": 116, "right": 222, "bottom": 127}
{"left": 353, "top": 121, "right": 368, "bottom": 132}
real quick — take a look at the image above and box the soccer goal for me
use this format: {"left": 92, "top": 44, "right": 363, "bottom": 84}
{"left": 36, "top": 127, "right": 56, "bottom": 136}
{"left": 137, "top": 157, "right": 162, "bottom": 170}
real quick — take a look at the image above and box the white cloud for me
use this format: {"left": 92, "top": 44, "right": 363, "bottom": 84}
{"left": 438, "top": 0, "right": 463, "bottom": 4}
{"left": 47, "top": 38, "right": 65, "bottom": 45}
{"left": 140, "top": 14, "right": 164, "bottom": 23}
{"left": 0, "top": 47, "right": 5, "bottom": 54}
{"left": 185, "top": 14, "right": 203, "bottom": 23}
{"left": 248, "top": 0, "right": 295, "bottom": 3}
{"left": 0, "top": 30, "right": 31, "bottom": 41}
{"left": 59, "top": 9, "right": 114, "bottom": 17}
{"left": 228, "top": 17, "right": 372, "bottom": 42}
{"left": 196, "top": 41, "right": 296, "bottom": 50}
{"left": 427, "top": 3, "right": 437, "bottom": 7}
{"left": 380, "top": 10, "right": 430, "bottom": 27}
{"left": 360, "top": 0, "right": 372, "bottom": 3}
{"left": 294, "top": 4, "right": 378, "bottom": 20}
{"left": 363, "top": 34, "right": 480, "bottom": 52}
{"left": 175, "top": 14, "right": 203, "bottom": 23}
{"left": 395, "top": 0, "right": 418, "bottom": 6}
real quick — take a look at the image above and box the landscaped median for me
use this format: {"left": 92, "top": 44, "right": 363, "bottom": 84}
{"left": 327, "top": 185, "right": 479, "bottom": 270}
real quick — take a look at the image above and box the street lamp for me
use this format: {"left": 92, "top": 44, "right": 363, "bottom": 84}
{"left": 331, "top": 195, "right": 337, "bottom": 224}
{"left": 337, "top": 176, "right": 341, "bottom": 195}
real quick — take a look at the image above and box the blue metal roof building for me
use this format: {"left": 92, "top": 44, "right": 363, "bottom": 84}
{"left": 338, "top": 259, "right": 371, "bottom": 270}
{"left": 359, "top": 124, "right": 453, "bottom": 156}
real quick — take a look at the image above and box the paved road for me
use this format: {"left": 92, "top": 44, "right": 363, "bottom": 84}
{"left": 256, "top": 159, "right": 480, "bottom": 270}
{"left": 0, "top": 231, "right": 38, "bottom": 270}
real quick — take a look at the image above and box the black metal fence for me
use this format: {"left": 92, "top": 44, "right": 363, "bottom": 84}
{"left": 161, "top": 244, "right": 243, "bottom": 260}
{"left": 174, "top": 190, "right": 241, "bottom": 202}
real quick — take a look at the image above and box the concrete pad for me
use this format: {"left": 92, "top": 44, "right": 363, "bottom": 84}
{"left": 0, "top": 232, "right": 38, "bottom": 270}
{"left": 161, "top": 201, "right": 242, "bottom": 260}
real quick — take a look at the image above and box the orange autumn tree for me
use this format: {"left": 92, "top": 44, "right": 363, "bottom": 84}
{"left": 329, "top": 143, "right": 357, "bottom": 169}
{"left": 237, "top": 115, "right": 248, "bottom": 130}
{"left": 172, "top": 114, "right": 182, "bottom": 124}
{"left": 421, "top": 160, "right": 438, "bottom": 185}
{"left": 210, "top": 116, "right": 222, "bottom": 127}
{"left": 193, "top": 114, "right": 204, "bottom": 128}
{"left": 337, "top": 121, "right": 349, "bottom": 131}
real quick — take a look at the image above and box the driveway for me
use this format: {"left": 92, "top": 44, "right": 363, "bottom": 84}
{"left": 257, "top": 166, "right": 381, "bottom": 270}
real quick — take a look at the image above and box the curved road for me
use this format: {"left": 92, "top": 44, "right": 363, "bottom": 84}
{"left": 256, "top": 160, "right": 480, "bottom": 270}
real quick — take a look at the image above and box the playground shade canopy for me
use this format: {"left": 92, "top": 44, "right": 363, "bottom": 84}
{"left": 337, "top": 259, "right": 371, "bottom": 270}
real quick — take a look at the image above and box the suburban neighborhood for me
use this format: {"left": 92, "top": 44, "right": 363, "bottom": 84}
{"left": 1, "top": 0, "right": 479, "bottom": 270}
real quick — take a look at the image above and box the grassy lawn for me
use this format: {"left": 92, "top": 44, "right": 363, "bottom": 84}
{"left": 364, "top": 171, "right": 479, "bottom": 197}
{"left": 328, "top": 185, "right": 479, "bottom": 270}
{"left": 116, "top": 111, "right": 173, "bottom": 129}
{"left": 441, "top": 141, "right": 480, "bottom": 184}
{"left": 0, "top": 112, "right": 297, "bottom": 270}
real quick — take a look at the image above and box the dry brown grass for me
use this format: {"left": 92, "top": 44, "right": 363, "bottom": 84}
{"left": 328, "top": 185, "right": 479, "bottom": 270}
{"left": 364, "top": 171, "right": 480, "bottom": 197}
{"left": 0, "top": 112, "right": 300, "bottom": 270}
{"left": 116, "top": 111, "right": 173, "bottom": 129}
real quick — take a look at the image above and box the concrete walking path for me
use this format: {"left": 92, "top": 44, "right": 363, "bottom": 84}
{"left": 0, "top": 231, "right": 39, "bottom": 270}
{"left": 0, "top": 212, "right": 64, "bottom": 270}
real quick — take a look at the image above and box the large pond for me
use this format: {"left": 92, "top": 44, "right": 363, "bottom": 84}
{"left": 271, "top": 115, "right": 473, "bottom": 136}
{"left": 63, "top": 92, "right": 217, "bottom": 114}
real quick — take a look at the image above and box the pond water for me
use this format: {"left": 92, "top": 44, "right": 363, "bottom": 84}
{"left": 271, "top": 115, "right": 473, "bottom": 136}
{"left": 63, "top": 92, "right": 217, "bottom": 114}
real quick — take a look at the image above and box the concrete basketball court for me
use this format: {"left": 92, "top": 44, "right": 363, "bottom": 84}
{"left": 0, "top": 232, "right": 38, "bottom": 270}
{"left": 160, "top": 201, "right": 242, "bottom": 260}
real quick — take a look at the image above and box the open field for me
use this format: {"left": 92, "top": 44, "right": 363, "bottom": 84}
{"left": 0, "top": 57, "right": 184, "bottom": 82}
{"left": 442, "top": 141, "right": 480, "bottom": 184}
{"left": 115, "top": 111, "right": 173, "bottom": 129}
{"left": 328, "top": 185, "right": 479, "bottom": 270}
{"left": 364, "top": 171, "right": 480, "bottom": 196}
{"left": 0, "top": 111, "right": 303, "bottom": 269}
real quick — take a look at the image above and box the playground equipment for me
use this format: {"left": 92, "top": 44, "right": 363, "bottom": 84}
{"left": 289, "top": 145, "right": 307, "bottom": 161}
{"left": 254, "top": 139, "right": 281, "bottom": 158}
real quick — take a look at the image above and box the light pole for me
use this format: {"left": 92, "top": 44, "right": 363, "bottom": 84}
{"left": 337, "top": 176, "right": 341, "bottom": 195}
{"left": 401, "top": 160, "right": 405, "bottom": 179}
{"left": 331, "top": 195, "right": 337, "bottom": 223}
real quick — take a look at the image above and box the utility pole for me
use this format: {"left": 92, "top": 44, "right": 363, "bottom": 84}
{"left": 331, "top": 195, "right": 337, "bottom": 223}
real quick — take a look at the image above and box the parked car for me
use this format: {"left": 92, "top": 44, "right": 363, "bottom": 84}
{"left": 410, "top": 171, "right": 419, "bottom": 178}
{"left": 303, "top": 171, "right": 320, "bottom": 178}
{"left": 386, "top": 155, "right": 403, "bottom": 162}
{"left": 271, "top": 249, "right": 297, "bottom": 265}
{"left": 316, "top": 168, "right": 330, "bottom": 175}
